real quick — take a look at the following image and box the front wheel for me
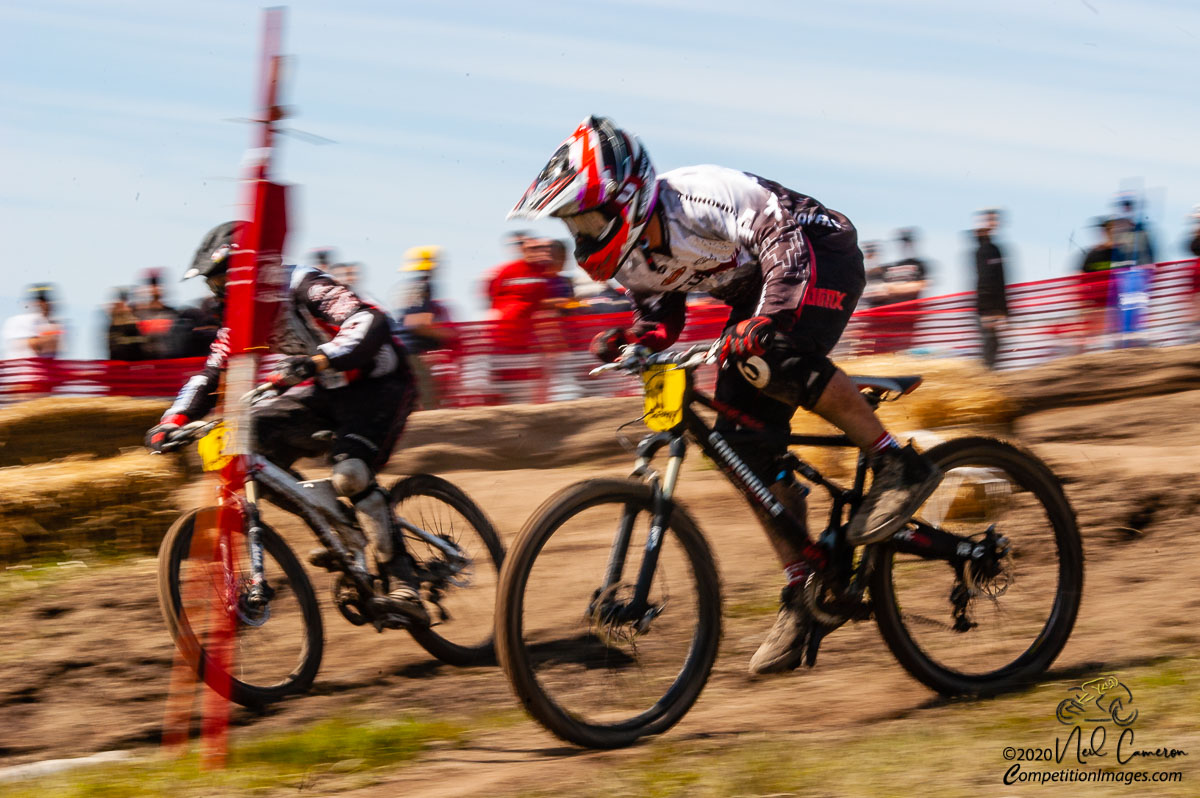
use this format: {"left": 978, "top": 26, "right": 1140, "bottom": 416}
{"left": 495, "top": 479, "right": 722, "bottom": 749}
{"left": 390, "top": 474, "right": 504, "bottom": 666}
{"left": 870, "top": 437, "right": 1083, "bottom": 697}
{"left": 157, "top": 507, "right": 324, "bottom": 707}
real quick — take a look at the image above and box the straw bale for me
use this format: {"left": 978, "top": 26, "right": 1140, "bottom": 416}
{"left": 0, "top": 450, "right": 183, "bottom": 564}
{"left": 788, "top": 355, "right": 1016, "bottom": 481}
{"left": 0, "top": 396, "right": 169, "bottom": 467}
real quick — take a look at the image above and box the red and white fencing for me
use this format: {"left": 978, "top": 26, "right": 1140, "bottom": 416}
{"left": 2, "top": 260, "right": 1196, "bottom": 407}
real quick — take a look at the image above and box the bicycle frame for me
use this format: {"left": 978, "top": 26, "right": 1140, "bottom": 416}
{"left": 598, "top": 361, "right": 982, "bottom": 624}
{"left": 208, "top": 447, "right": 468, "bottom": 614}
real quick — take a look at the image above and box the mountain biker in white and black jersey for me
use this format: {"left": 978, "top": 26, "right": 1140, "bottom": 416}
{"left": 145, "top": 221, "right": 428, "bottom": 624}
{"left": 509, "top": 116, "right": 943, "bottom": 674}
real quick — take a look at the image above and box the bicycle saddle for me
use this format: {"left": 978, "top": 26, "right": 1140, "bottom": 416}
{"left": 850, "top": 375, "right": 923, "bottom": 401}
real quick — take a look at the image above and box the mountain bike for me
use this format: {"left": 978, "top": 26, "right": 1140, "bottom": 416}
{"left": 494, "top": 344, "right": 1082, "bottom": 748}
{"left": 156, "top": 387, "right": 504, "bottom": 708}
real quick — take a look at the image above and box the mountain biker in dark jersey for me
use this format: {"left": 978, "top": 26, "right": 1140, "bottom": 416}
{"left": 509, "top": 116, "right": 943, "bottom": 674}
{"left": 144, "top": 221, "right": 427, "bottom": 624}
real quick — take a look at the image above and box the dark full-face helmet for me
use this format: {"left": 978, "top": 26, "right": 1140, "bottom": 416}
{"left": 183, "top": 221, "right": 247, "bottom": 297}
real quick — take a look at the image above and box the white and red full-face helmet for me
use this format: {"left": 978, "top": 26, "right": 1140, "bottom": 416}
{"left": 508, "top": 116, "right": 657, "bottom": 281}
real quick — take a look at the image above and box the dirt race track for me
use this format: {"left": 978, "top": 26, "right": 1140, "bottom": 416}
{"left": 1, "top": 346, "right": 1199, "bottom": 796}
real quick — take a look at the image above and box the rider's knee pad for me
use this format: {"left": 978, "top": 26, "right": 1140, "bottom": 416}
{"left": 331, "top": 456, "right": 374, "bottom": 502}
{"left": 735, "top": 350, "right": 837, "bottom": 411}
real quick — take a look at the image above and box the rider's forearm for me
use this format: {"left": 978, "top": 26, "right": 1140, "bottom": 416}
{"left": 317, "top": 307, "right": 390, "bottom": 371}
{"left": 629, "top": 292, "right": 687, "bottom": 351}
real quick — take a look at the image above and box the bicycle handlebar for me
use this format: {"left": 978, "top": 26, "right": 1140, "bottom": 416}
{"left": 588, "top": 340, "right": 720, "bottom": 378}
{"left": 158, "top": 418, "right": 222, "bottom": 452}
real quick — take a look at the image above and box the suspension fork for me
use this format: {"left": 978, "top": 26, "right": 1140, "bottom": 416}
{"left": 241, "top": 475, "right": 271, "bottom": 608}
{"left": 624, "top": 435, "right": 687, "bottom": 619}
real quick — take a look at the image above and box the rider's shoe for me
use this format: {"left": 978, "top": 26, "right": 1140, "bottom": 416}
{"left": 374, "top": 555, "right": 430, "bottom": 626}
{"left": 749, "top": 583, "right": 812, "bottom": 675}
{"left": 847, "top": 442, "right": 943, "bottom": 546}
{"left": 307, "top": 548, "right": 341, "bottom": 572}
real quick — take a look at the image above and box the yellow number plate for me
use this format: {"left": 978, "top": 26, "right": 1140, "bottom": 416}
{"left": 642, "top": 365, "right": 686, "bottom": 431}
{"left": 196, "top": 422, "right": 235, "bottom": 472}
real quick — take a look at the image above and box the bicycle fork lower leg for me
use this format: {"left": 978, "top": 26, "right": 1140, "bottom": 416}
{"left": 243, "top": 478, "right": 270, "bottom": 609}
{"left": 627, "top": 438, "right": 687, "bottom": 621}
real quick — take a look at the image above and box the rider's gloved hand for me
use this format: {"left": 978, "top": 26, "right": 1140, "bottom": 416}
{"left": 267, "top": 354, "right": 319, "bottom": 390}
{"left": 146, "top": 413, "right": 189, "bottom": 453}
{"left": 718, "top": 316, "right": 774, "bottom": 366}
{"left": 590, "top": 327, "right": 633, "bottom": 363}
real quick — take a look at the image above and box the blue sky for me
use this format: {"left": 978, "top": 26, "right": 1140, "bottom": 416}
{"left": 3, "top": 0, "right": 1199, "bottom": 358}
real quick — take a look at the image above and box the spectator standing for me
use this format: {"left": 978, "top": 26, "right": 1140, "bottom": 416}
{"left": 309, "top": 246, "right": 337, "bottom": 270}
{"left": 880, "top": 228, "right": 930, "bottom": 304}
{"left": 4, "top": 283, "right": 64, "bottom": 359}
{"left": 971, "top": 209, "right": 1009, "bottom": 369}
{"left": 1188, "top": 205, "right": 1200, "bottom": 258}
{"left": 484, "top": 234, "right": 553, "bottom": 403}
{"left": 396, "top": 246, "right": 455, "bottom": 409}
{"left": 3, "top": 283, "right": 64, "bottom": 396}
{"left": 873, "top": 227, "right": 931, "bottom": 351}
{"left": 106, "top": 288, "right": 147, "bottom": 360}
{"left": 169, "top": 295, "right": 223, "bottom": 358}
{"left": 1112, "top": 191, "right": 1156, "bottom": 266}
{"left": 533, "top": 238, "right": 583, "bottom": 400}
{"left": 859, "top": 240, "right": 889, "bottom": 309}
{"left": 133, "top": 269, "right": 179, "bottom": 359}
{"left": 330, "top": 261, "right": 362, "bottom": 290}
{"left": 1186, "top": 205, "right": 1200, "bottom": 338}
{"left": 542, "top": 240, "right": 575, "bottom": 305}
{"left": 1076, "top": 217, "right": 1122, "bottom": 349}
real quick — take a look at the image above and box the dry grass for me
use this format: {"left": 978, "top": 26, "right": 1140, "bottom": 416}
{"left": 0, "top": 450, "right": 182, "bottom": 564}
{"left": 0, "top": 396, "right": 168, "bottom": 467}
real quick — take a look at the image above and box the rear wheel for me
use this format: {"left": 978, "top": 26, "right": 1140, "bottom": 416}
{"left": 870, "top": 437, "right": 1082, "bottom": 696}
{"left": 391, "top": 474, "right": 504, "bottom": 666}
{"left": 495, "top": 479, "right": 722, "bottom": 749}
{"left": 157, "top": 507, "right": 324, "bottom": 707}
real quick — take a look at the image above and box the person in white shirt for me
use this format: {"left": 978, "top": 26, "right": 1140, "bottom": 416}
{"left": 3, "top": 284, "right": 64, "bottom": 359}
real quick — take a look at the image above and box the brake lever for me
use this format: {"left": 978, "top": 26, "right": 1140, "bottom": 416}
{"left": 588, "top": 344, "right": 652, "bottom": 377}
{"left": 588, "top": 362, "right": 623, "bottom": 377}
{"left": 241, "top": 382, "right": 277, "bottom": 405}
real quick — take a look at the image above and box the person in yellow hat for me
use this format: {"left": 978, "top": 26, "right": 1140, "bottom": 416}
{"left": 396, "top": 246, "right": 455, "bottom": 409}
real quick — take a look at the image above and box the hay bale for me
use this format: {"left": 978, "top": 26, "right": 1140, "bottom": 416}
{"left": 0, "top": 396, "right": 170, "bottom": 467}
{"left": 842, "top": 354, "right": 1017, "bottom": 431}
{"left": 0, "top": 450, "right": 183, "bottom": 564}
{"left": 788, "top": 355, "right": 1016, "bottom": 481}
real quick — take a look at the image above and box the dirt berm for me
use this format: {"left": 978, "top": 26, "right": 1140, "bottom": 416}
{"left": 0, "top": 343, "right": 1197, "bottom": 565}
{"left": 2, "top": 344, "right": 1196, "bottom": 473}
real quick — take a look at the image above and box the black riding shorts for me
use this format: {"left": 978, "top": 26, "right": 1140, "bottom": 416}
{"left": 715, "top": 236, "right": 864, "bottom": 477}
{"left": 252, "top": 374, "right": 416, "bottom": 471}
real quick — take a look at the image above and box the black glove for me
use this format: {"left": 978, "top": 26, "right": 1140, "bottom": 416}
{"left": 718, "top": 316, "right": 774, "bottom": 366}
{"left": 590, "top": 328, "right": 633, "bottom": 363}
{"left": 268, "top": 355, "right": 319, "bottom": 389}
{"left": 146, "top": 414, "right": 188, "bottom": 453}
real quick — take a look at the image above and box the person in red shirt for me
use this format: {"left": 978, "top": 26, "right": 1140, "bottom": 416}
{"left": 484, "top": 236, "right": 554, "bottom": 402}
